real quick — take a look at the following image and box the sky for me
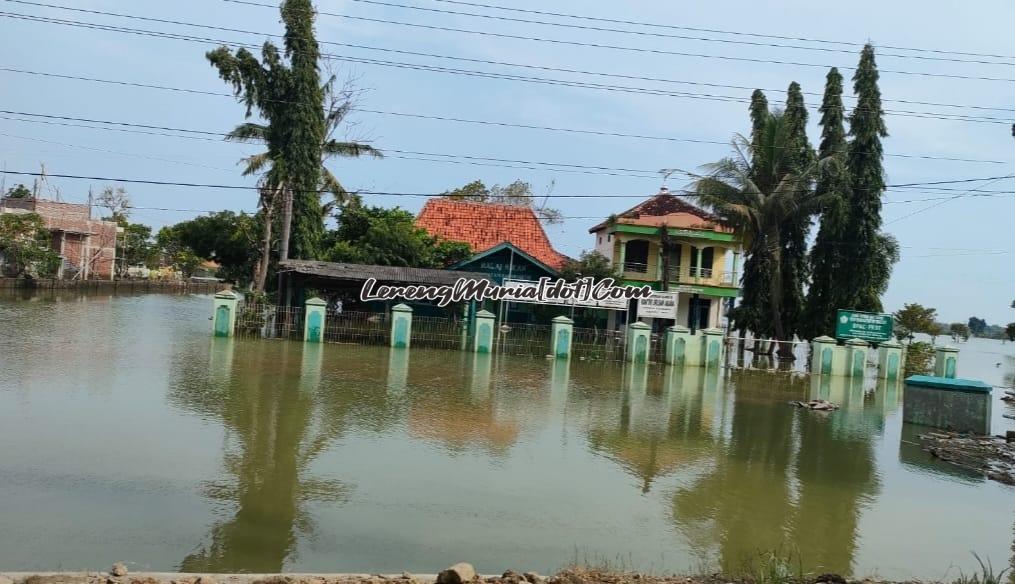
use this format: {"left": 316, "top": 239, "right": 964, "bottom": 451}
{"left": 0, "top": 0, "right": 1013, "bottom": 325}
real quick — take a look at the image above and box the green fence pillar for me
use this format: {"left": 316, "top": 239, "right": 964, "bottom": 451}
{"left": 626, "top": 321, "right": 651, "bottom": 364}
{"left": 390, "top": 303, "right": 413, "bottom": 348}
{"left": 212, "top": 290, "right": 239, "bottom": 338}
{"left": 664, "top": 325, "right": 690, "bottom": 366}
{"left": 933, "top": 345, "right": 959, "bottom": 379}
{"left": 810, "top": 336, "right": 837, "bottom": 376}
{"left": 878, "top": 338, "right": 903, "bottom": 380}
{"left": 473, "top": 309, "right": 495, "bottom": 353}
{"left": 550, "top": 315, "right": 574, "bottom": 359}
{"left": 303, "top": 297, "right": 326, "bottom": 343}
{"left": 702, "top": 327, "right": 724, "bottom": 368}
{"left": 845, "top": 338, "right": 868, "bottom": 378}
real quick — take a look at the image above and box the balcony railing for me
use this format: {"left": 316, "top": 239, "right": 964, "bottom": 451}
{"left": 622, "top": 261, "right": 649, "bottom": 274}
{"left": 666, "top": 266, "right": 738, "bottom": 286}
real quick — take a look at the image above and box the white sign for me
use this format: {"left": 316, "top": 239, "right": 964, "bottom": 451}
{"left": 502, "top": 279, "right": 631, "bottom": 311}
{"left": 637, "top": 291, "right": 679, "bottom": 319}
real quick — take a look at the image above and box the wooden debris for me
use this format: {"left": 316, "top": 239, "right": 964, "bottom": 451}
{"left": 918, "top": 431, "right": 1015, "bottom": 486}
{"left": 789, "top": 399, "right": 840, "bottom": 411}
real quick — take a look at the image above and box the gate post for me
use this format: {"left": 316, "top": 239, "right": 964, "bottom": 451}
{"left": 933, "top": 345, "right": 959, "bottom": 379}
{"left": 664, "top": 325, "right": 690, "bottom": 366}
{"left": 878, "top": 338, "right": 903, "bottom": 380}
{"left": 845, "top": 338, "right": 868, "bottom": 378}
{"left": 550, "top": 315, "right": 573, "bottom": 359}
{"left": 212, "top": 290, "right": 239, "bottom": 338}
{"left": 810, "top": 336, "right": 836, "bottom": 376}
{"left": 702, "top": 328, "right": 724, "bottom": 368}
{"left": 473, "top": 309, "right": 495, "bottom": 353}
{"left": 626, "top": 321, "right": 651, "bottom": 364}
{"left": 391, "top": 303, "right": 413, "bottom": 348}
{"left": 303, "top": 297, "right": 326, "bottom": 343}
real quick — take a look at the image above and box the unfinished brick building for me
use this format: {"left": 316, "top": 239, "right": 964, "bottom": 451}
{"left": 0, "top": 197, "right": 119, "bottom": 279}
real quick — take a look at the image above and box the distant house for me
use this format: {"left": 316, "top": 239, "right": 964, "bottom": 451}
{"left": 589, "top": 188, "right": 742, "bottom": 330}
{"left": 415, "top": 198, "right": 569, "bottom": 274}
{"left": 0, "top": 197, "right": 119, "bottom": 280}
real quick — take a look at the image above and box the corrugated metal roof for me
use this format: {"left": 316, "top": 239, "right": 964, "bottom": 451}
{"left": 279, "top": 260, "right": 491, "bottom": 286}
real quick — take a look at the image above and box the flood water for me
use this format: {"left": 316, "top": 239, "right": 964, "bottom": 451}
{"left": 1, "top": 293, "right": 1013, "bottom": 579}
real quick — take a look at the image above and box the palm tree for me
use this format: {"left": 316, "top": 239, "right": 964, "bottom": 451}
{"left": 228, "top": 76, "right": 382, "bottom": 292}
{"left": 691, "top": 112, "right": 828, "bottom": 359}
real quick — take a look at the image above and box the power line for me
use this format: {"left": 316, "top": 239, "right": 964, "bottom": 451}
{"left": 3, "top": 9, "right": 1012, "bottom": 125}
{"left": 325, "top": 0, "right": 1015, "bottom": 67}
{"left": 5, "top": 65, "right": 1003, "bottom": 163}
{"left": 887, "top": 173, "right": 1015, "bottom": 224}
{"left": 422, "top": 0, "right": 1015, "bottom": 62}
{"left": 6, "top": 110, "right": 1013, "bottom": 179}
{"left": 3, "top": 170, "right": 1015, "bottom": 202}
{"left": 8, "top": 1, "right": 1015, "bottom": 115}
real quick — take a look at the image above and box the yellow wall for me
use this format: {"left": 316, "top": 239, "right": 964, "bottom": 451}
{"left": 613, "top": 234, "right": 735, "bottom": 287}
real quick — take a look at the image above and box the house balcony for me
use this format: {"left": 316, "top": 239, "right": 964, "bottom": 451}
{"left": 667, "top": 265, "right": 738, "bottom": 288}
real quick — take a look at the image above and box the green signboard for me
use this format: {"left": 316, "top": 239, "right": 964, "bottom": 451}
{"left": 834, "top": 309, "right": 893, "bottom": 343}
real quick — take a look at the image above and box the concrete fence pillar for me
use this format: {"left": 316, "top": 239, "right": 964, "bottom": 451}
{"left": 878, "top": 338, "right": 903, "bottom": 380}
{"left": 390, "top": 303, "right": 413, "bottom": 348}
{"left": 845, "top": 338, "right": 869, "bottom": 378}
{"left": 550, "top": 315, "right": 574, "bottom": 359}
{"left": 664, "top": 325, "right": 690, "bottom": 366}
{"left": 810, "top": 336, "right": 837, "bottom": 376}
{"left": 702, "top": 327, "right": 724, "bottom": 368}
{"left": 303, "top": 297, "right": 326, "bottom": 343}
{"left": 626, "top": 321, "right": 651, "bottom": 364}
{"left": 934, "top": 345, "right": 959, "bottom": 379}
{"left": 212, "top": 290, "right": 239, "bottom": 338}
{"left": 473, "top": 309, "right": 495, "bottom": 353}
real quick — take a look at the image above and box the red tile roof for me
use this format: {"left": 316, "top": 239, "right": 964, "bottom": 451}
{"left": 588, "top": 189, "right": 731, "bottom": 233}
{"left": 416, "top": 199, "right": 568, "bottom": 269}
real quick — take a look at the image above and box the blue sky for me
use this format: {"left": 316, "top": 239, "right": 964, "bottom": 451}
{"left": 1, "top": 0, "right": 1013, "bottom": 324}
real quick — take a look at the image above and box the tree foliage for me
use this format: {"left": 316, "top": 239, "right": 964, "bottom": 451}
{"left": 207, "top": 0, "right": 328, "bottom": 261}
{"left": 5, "top": 184, "right": 32, "bottom": 199}
{"left": 96, "top": 185, "right": 132, "bottom": 222}
{"left": 157, "top": 211, "right": 259, "bottom": 283}
{"left": 323, "top": 204, "right": 472, "bottom": 268}
{"left": 892, "top": 303, "right": 938, "bottom": 341}
{"left": 441, "top": 179, "right": 563, "bottom": 224}
{"left": 0, "top": 212, "right": 60, "bottom": 278}
{"left": 116, "top": 218, "right": 158, "bottom": 276}
{"left": 967, "top": 316, "right": 988, "bottom": 336}
{"left": 692, "top": 96, "right": 826, "bottom": 357}
{"left": 559, "top": 250, "right": 616, "bottom": 282}
{"left": 802, "top": 67, "right": 851, "bottom": 339}
{"left": 1006, "top": 323, "right": 1015, "bottom": 342}
{"left": 840, "top": 45, "right": 893, "bottom": 312}
{"left": 948, "top": 322, "right": 970, "bottom": 342}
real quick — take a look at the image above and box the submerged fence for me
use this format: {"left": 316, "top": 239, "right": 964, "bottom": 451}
{"left": 212, "top": 293, "right": 949, "bottom": 380}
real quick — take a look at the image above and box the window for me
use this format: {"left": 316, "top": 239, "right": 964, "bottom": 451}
{"left": 623, "top": 239, "right": 649, "bottom": 273}
{"left": 598, "top": 236, "right": 602, "bottom": 245}
{"left": 607, "top": 234, "right": 612, "bottom": 242}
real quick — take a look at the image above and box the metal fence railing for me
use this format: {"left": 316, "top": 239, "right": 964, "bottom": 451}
{"left": 572, "top": 326, "right": 626, "bottom": 361}
{"left": 235, "top": 303, "right": 304, "bottom": 341}
{"left": 323, "top": 310, "right": 390, "bottom": 346}
{"left": 412, "top": 315, "right": 463, "bottom": 351}
{"left": 495, "top": 322, "right": 553, "bottom": 357}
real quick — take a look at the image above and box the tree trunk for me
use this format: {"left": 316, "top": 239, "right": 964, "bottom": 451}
{"left": 767, "top": 231, "right": 796, "bottom": 361}
{"left": 252, "top": 187, "right": 278, "bottom": 293}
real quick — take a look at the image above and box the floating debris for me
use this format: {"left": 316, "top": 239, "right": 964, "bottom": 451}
{"left": 789, "top": 399, "right": 840, "bottom": 411}
{"left": 919, "top": 431, "right": 1015, "bottom": 486}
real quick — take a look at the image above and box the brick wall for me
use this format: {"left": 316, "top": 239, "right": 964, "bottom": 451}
{"left": 1, "top": 197, "right": 118, "bottom": 279}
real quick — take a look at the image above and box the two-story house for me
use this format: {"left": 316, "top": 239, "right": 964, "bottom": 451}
{"left": 588, "top": 188, "right": 742, "bottom": 330}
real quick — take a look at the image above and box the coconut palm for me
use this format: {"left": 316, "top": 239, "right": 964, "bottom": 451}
{"left": 228, "top": 77, "right": 382, "bottom": 292}
{"left": 690, "top": 112, "right": 828, "bottom": 359}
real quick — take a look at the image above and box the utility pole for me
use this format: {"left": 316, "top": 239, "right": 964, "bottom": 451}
{"left": 279, "top": 187, "right": 292, "bottom": 262}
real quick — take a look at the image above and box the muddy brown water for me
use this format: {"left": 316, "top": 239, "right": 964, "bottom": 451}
{"left": 0, "top": 293, "right": 1012, "bottom": 579}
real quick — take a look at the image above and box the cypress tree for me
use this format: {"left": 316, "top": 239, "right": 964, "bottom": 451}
{"left": 802, "top": 68, "right": 851, "bottom": 338}
{"left": 843, "top": 45, "right": 890, "bottom": 312}
{"left": 735, "top": 90, "right": 772, "bottom": 338}
{"left": 778, "top": 82, "right": 814, "bottom": 341}
{"left": 281, "top": 0, "right": 326, "bottom": 259}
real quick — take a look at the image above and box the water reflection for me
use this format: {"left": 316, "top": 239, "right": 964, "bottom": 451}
{"left": 670, "top": 371, "right": 880, "bottom": 575}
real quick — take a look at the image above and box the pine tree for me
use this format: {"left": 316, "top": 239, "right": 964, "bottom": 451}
{"left": 734, "top": 90, "right": 772, "bottom": 338}
{"left": 778, "top": 82, "right": 814, "bottom": 341}
{"left": 843, "top": 45, "right": 890, "bottom": 312}
{"left": 281, "top": 0, "right": 326, "bottom": 260}
{"left": 802, "top": 68, "right": 851, "bottom": 339}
